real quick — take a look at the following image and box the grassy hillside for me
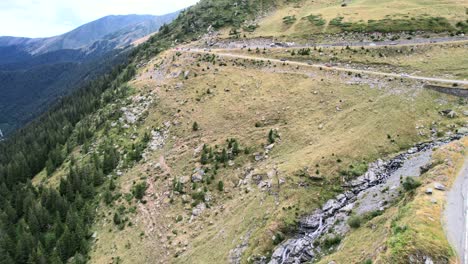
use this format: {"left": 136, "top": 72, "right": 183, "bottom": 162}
{"left": 226, "top": 0, "right": 468, "bottom": 39}
{"left": 84, "top": 47, "right": 466, "bottom": 263}
{"left": 226, "top": 41, "right": 468, "bottom": 80}
{"left": 0, "top": 0, "right": 466, "bottom": 263}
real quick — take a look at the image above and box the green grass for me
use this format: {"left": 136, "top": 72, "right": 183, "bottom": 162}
{"left": 328, "top": 16, "right": 455, "bottom": 33}
{"left": 238, "top": 0, "right": 468, "bottom": 38}
{"left": 233, "top": 42, "right": 468, "bottom": 80}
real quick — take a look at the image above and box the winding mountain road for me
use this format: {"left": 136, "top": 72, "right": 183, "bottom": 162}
{"left": 187, "top": 49, "right": 468, "bottom": 86}
{"left": 446, "top": 158, "right": 468, "bottom": 263}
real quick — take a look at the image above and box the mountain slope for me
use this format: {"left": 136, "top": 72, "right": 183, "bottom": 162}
{"left": 0, "top": 13, "right": 180, "bottom": 136}
{"left": 0, "top": 13, "right": 180, "bottom": 54}
{"left": 0, "top": 0, "right": 466, "bottom": 264}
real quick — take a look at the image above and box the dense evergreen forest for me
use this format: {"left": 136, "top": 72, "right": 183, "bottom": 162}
{"left": 0, "top": 1, "right": 275, "bottom": 262}
{"left": 0, "top": 47, "right": 129, "bottom": 136}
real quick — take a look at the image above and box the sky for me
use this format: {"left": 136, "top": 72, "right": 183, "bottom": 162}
{"left": 0, "top": 0, "right": 199, "bottom": 38}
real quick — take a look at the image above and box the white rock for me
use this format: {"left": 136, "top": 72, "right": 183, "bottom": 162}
{"left": 265, "top": 143, "right": 275, "bottom": 151}
{"left": 339, "top": 203, "right": 354, "bottom": 213}
{"left": 434, "top": 182, "right": 446, "bottom": 191}
{"left": 179, "top": 176, "right": 190, "bottom": 184}
{"left": 191, "top": 168, "right": 205, "bottom": 182}
{"left": 192, "top": 203, "right": 206, "bottom": 216}
{"left": 407, "top": 147, "right": 418, "bottom": 154}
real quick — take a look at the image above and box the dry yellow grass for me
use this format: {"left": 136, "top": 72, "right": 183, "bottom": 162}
{"left": 87, "top": 48, "right": 466, "bottom": 263}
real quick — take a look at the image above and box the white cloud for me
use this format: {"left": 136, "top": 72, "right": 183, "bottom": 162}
{"left": 0, "top": 0, "right": 199, "bottom": 38}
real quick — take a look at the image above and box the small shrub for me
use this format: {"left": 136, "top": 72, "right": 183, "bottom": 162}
{"left": 297, "top": 48, "right": 311, "bottom": 56}
{"left": 132, "top": 182, "right": 147, "bottom": 200}
{"left": 306, "top": 14, "right": 326, "bottom": 26}
{"left": 273, "top": 232, "right": 284, "bottom": 245}
{"left": 191, "top": 191, "right": 205, "bottom": 203}
{"left": 173, "top": 180, "right": 183, "bottom": 193}
{"left": 104, "top": 190, "right": 113, "bottom": 205}
{"left": 113, "top": 212, "right": 122, "bottom": 225}
{"left": 348, "top": 215, "right": 362, "bottom": 228}
{"left": 218, "top": 181, "right": 224, "bottom": 191}
{"left": 192, "top": 122, "right": 199, "bottom": 131}
{"left": 322, "top": 235, "right": 342, "bottom": 249}
{"left": 283, "top": 16, "right": 297, "bottom": 25}
{"left": 268, "top": 129, "right": 276, "bottom": 144}
{"left": 402, "top": 177, "right": 421, "bottom": 192}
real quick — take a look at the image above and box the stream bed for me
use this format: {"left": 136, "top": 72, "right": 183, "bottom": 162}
{"left": 268, "top": 135, "right": 464, "bottom": 264}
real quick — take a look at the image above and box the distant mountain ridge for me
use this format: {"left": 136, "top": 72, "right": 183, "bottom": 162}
{"left": 0, "top": 12, "right": 180, "bottom": 136}
{"left": 0, "top": 13, "right": 179, "bottom": 54}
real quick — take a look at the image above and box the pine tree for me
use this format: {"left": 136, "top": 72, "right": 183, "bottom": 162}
{"left": 220, "top": 148, "right": 228, "bottom": 163}
{"left": 232, "top": 141, "right": 240, "bottom": 156}
{"left": 268, "top": 129, "right": 275, "bottom": 144}
{"left": 201, "top": 151, "right": 209, "bottom": 165}
{"left": 113, "top": 212, "right": 122, "bottom": 225}
{"left": 56, "top": 226, "right": 74, "bottom": 261}
{"left": 45, "top": 158, "right": 55, "bottom": 176}
{"left": 109, "top": 178, "right": 116, "bottom": 191}
{"left": 15, "top": 223, "right": 35, "bottom": 264}
{"left": 218, "top": 181, "right": 224, "bottom": 192}
{"left": 192, "top": 122, "right": 199, "bottom": 131}
{"left": 103, "top": 190, "right": 113, "bottom": 205}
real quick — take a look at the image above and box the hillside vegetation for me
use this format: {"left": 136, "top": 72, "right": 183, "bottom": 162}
{"left": 0, "top": 0, "right": 466, "bottom": 263}
{"left": 226, "top": 0, "right": 468, "bottom": 39}
{"left": 0, "top": 13, "right": 178, "bottom": 136}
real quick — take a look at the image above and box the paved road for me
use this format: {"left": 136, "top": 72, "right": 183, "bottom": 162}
{"left": 445, "top": 158, "right": 468, "bottom": 263}
{"left": 188, "top": 49, "right": 468, "bottom": 86}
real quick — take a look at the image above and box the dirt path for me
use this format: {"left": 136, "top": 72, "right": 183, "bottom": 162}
{"left": 207, "top": 36, "right": 468, "bottom": 50}
{"left": 187, "top": 49, "right": 468, "bottom": 86}
{"left": 445, "top": 158, "right": 468, "bottom": 263}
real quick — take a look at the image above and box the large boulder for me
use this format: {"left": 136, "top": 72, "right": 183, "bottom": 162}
{"left": 192, "top": 202, "right": 206, "bottom": 216}
{"left": 191, "top": 168, "right": 205, "bottom": 182}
